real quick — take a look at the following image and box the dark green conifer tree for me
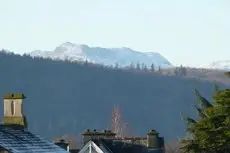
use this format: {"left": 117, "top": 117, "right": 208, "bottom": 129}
{"left": 151, "top": 63, "right": 155, "bottom": 72}
{"left": 180, "top": 85, "right": 230, "bottom": 153}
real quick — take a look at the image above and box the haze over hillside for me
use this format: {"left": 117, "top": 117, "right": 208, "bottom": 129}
{"left": 27, "top": 42, "right": 173, "bottom": 68}
{"left": 0, "top": 51, "right": 229, "bottom": 142}
{"left": 200, "top": 60, "right": 230, "bottom": 71}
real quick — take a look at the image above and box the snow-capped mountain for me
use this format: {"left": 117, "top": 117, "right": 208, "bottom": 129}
{"left": 200, "top": 60, "right": 230, "bottom": 71}
{"left": 28, "top": 42, "right": 173, "bottom": 68}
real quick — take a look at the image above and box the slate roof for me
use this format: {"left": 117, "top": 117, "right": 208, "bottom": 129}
{"left": 86, "top": 139, "right": 164, "bottom": 153}
{"left": 0, "top": 124, "right": 68, "bottom": 153}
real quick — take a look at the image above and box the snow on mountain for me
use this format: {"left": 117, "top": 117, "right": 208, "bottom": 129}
{"left": 28, "top": 42, "right": 173, "bottom": 68}
{"left": 200, "top": 60, "right": 230, "bottom": 71}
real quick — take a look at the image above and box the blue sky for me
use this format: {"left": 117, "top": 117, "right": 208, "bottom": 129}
{"left": 0, "top": 0, "right": 229, "bottom": 67}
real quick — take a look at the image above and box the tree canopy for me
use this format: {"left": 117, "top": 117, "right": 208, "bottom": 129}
{"left": 180, "top": 86, "right": 230, "bottom": 153}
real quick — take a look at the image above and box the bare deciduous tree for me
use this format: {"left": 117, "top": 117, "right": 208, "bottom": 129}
{"left": 110, "top": 104, "right": 130, "bottom": 138}
{"left": 111, "top": 105, "right": 122, "bottom": 137}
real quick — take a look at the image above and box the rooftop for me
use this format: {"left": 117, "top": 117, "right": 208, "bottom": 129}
{"left": 81, "top": 139, "right": 164, "bottom": 153}
{"left": 0, "top": 124, "right": 68, "bottom": 153}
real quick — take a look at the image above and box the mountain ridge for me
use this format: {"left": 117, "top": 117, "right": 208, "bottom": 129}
{"left": 27, "top": 42, "right": 173, "bottom": 68}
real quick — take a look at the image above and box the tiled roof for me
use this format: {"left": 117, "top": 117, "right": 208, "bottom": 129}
{"left": 0, "top": 124, "right": 68, "bottom": 153}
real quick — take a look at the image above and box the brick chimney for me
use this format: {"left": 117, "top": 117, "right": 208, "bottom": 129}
{"left": 55, "top": 139, "right": 70, "bottom": 152}
{"left": 82, "top": 129, "right": 116, "bottom": 145}
{"left": 147, "top": 129, "right": 159, "bottom": 148}
{"left": 3, "top": 93, "right": 28, "bottom": 129}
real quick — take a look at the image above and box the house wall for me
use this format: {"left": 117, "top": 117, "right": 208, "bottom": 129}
{"left": 115, "top": 137, "right": 147, "bottom": 146}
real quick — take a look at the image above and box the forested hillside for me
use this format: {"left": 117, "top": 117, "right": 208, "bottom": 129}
{"left": 0, "top": 51, "right": 228, "bottom": 142}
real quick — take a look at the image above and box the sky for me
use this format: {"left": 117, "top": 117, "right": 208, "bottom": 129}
{"left": 0, "top": 0, "right": 229, "bottom": 67}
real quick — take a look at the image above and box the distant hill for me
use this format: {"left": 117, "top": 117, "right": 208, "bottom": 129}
{"left": 199, "top": 60, "right": 230, "bottom": 71}
{"left": 27, "top": 42, "right": 173, "bottom": 68}
{"left": 161, "top": 67, "right": 230, "bottom": 85}
{"left": 0, "top": 51, "right": 229, "bottom": 143}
